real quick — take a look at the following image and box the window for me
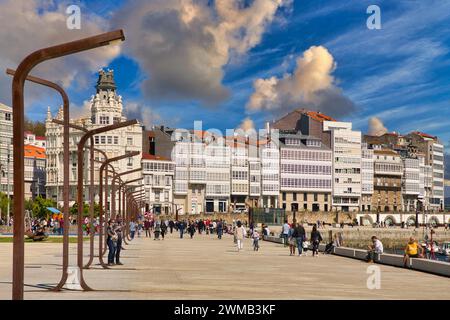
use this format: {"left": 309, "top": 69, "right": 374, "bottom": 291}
{"left": 293, "top": 192, "right": 297, "bottom": 201}
{"left": 94, "top": 136, "right": 99, "bottom": 144}
{"left": 127, "top": 137, "right": 133, "bottom": 146}
{"left": 107, "top": 136, "right": 112, "bottom": 144}
{"left": 99, "top": 116, "right": 109, "bottom": 125}
{"left": 314, "top": 193, "right": 318, "bottom": 202}
{"left": 114, "top": 136, "right": 119, "bottom": 144}
{"left": 282, "top": 192, "right": 286, "bottom": 201}
{"left": 113, "top": 117, "right": 120, "bottom": 124}
{"left": 100, "top": 136, "right": 106, "bottom": 144}
{"left": 303, "top": 193, "right": 307, "bottom": 201}
{"left": 128, "top": 158, "right": 133, "bottom": 167}
{"left": 5, "top": 113, "right": 11, "bottom": 121}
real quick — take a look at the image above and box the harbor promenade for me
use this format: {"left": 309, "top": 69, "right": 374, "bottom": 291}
{"left": 0, "top": 232, "right": 449, "bottom": 300}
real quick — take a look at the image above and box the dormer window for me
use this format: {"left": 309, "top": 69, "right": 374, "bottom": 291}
{"left": 306, "top": 140, "right": 321, "bottom": 147}
{"left": 99, "top": 116, "right": 109, "bottom": 125}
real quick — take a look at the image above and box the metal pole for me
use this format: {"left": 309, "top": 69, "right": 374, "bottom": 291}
{"left": 6, "top": 69, "right": 72, "bottom": 292}
{"left": 9, "top": 29, "right": 125, "bottom": 300}
{"left": 97, "top": 152, "right": 139, "bottom": 267}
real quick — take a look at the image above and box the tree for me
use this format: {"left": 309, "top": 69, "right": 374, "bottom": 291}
{"left": 24, "top": 117, "right": 46, "bottom": 137}
{"left": 28, "top": 196, "right": 56, "bottom": 219}
{"left": 0, "top": 192, "right": 10, "bottom": 220}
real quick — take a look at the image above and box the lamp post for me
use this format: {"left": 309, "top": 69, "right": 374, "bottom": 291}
{"left": 6, "top": 69, "right": 72, "bottom": 292}
{"left": 119, "top": 178, "right": 143, "bottom": 242}
{"left": 52, "top": 119, "right": 116, "bottom": 270}
{"left": 10, "top": 30, "right": 125, "bottom": 299}
{"left": 75, "top": 120, "right": 136, "bottom": 287}
{"left": 111, "top": 167, "right": 142, "bottom": 220}
{"left": 97, "top": 151, "right": 139, "bottom": 268}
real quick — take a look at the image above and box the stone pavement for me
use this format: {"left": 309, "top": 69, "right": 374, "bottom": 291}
{"left": 0, "top": 231, "right": 449, "bottom": 300}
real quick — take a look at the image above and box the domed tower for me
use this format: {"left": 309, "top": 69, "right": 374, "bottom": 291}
{"left": 90, "top": 69, "right": 125, "bottom": 125}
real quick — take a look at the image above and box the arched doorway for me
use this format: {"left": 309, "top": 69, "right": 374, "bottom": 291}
{"left": 360, "top": 215, "right": 374, "bottom": 226}
{"left": 406, "top": 216, "right": 416, "bottom": 227}
{"left": 428, "top": 216, "right": 439, "bottom": 227}
{"left": 384, "top": 215, "right": 396, "bottom": 226}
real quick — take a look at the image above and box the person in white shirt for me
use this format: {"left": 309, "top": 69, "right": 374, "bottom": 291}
{"left": 367, "top": 236, "right": 383, "bottom": 262}
{"left": 281, "top": 220, "right": 290, "bottom": 247}
{"left": 234, "top": 221, "right": 246, "bottom": 251}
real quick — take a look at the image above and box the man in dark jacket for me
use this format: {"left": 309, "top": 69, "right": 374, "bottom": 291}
{"left": 292, "top": 223, "right": 306, "bottom": 256}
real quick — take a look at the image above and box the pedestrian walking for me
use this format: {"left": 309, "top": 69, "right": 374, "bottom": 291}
{"left": 292, "top": 223, "right": 306, "bottom": 256}
{"left": 234, "top": 221, "right": 246, "bottom": 251}
{"left": 310, "top": 224, "right": 323, "bottom": 257}
{"left": 288, "top": 224, "right": 296, "bottom": 256}
{"left": 169, "top": 220, "right": 174, "bottom": 234}
{"left": 114, "top": 217, "right": 124, "bottom": 265}
{"left": 144, "top": 219, "right": 151, "bottom": 238}
{"left": 188, "top": 221, "right": 196, "bottom": 239}
{"left": 217, "top": 219, "right": 223, "bottom": 239}
{"left": 154, "top": 220, "right": 161, "bottom": 240}
{"left": 129, "top": 220, "right": 136, "bottom": 239}
{"left": 281, "top": 220, "right": 290, "bottom": 247}
{"left": 179, "top": 220, "right": 186, "bottom": 238}
{"left": 106, "top": 219, "right": 117, "bottom": 266}
{"left": 161, "top": 221, "right": 167, "bottom": 240}
{"left": 252, "top": 229, "right": 260, "bottom": 251}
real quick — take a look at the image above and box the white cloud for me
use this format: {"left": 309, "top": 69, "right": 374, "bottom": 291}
{"left": 238, "top": 117, "right": 255, "bottom": 131}
{"left": 113, "top": 0, "right": 289, "bottom": 104}
{"left": 246, "top": 45, "right": 355, "bottom": 117}
{"left": 0, "top": 0, "right": 121, "bottom": 107}
{"left": 367, "top": 117, "right": 388, "bottom": 136}
{"left": 125, "top": 102, "right": 161, "bottom": 129}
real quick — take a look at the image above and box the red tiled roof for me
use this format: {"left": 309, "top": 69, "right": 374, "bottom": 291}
{"left": 24, "top": 145, "right": 46, "bottom": 159}
{"left": 141, "top": 153, "right": 170, "bottom": 161}
{"left": 412, "top": 131, "right": 436, "bottom": 139}
{"left": 305, "top": 110, "right": 336, "bottom": 122}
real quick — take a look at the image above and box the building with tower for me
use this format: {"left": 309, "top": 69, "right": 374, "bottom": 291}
{"left": 45, "top": 69, "right": 143, "bottom": 209}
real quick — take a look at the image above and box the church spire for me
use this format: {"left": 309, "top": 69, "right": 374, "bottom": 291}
{"left": 96, "top": 68, "right": 116, "bottom": 93}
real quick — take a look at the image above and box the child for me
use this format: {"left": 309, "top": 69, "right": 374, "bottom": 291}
{"left": 252, "top": 229, "right": 260, "bottom": 251}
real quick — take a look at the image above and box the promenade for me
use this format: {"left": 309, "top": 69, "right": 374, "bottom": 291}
{"left": 0, "top": 232, "right": 449, "bottom": 300}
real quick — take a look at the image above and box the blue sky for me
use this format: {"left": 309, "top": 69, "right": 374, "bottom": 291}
{"left": 4, "top": 0, "right": 450, "bottom": 152}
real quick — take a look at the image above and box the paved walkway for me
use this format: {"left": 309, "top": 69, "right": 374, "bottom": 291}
{"left": 0, "top": 231, "right": 449, "bottom": 299}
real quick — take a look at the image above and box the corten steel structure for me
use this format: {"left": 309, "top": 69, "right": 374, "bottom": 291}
{"left": 6, "top": 69, "right": 72, "bottom": 292}
{"left": 97, "top": 151, "right": 140, "bottom": 268}
{"left": 111, "top": 167, "right": 142, "bottom": 220}
{"left": 10, "top": 29, "right": 125, "bottom": 300}
{"left": 52, "top": 119, "right": 106, "bottom": 270}
{"left": 76, "top": 120, "right": 137, "bottom": 286}
{"left": 119, "top": 177, "right": 143, "bottom": 242}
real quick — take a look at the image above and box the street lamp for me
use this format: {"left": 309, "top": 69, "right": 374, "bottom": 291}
{"left": 97, "top": 151, "right": 139, "bottom": 268}
{"left": 10, "top": 29, "right": 125, "bottom": 299}
{"left": 7, "top": 69, "right": 72, "bottom": 292}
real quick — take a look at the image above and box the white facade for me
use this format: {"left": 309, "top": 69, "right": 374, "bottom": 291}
{"left": 431, "top": 142, "right": 445, "bottom": 210}
{"left": 361, "top": 143, "right": 374, "bottom": 211}
{"left": 323, "top": 121, "right": 362, "bottom": 211}
{"left": 0, "top": 103, "right": 13, "bottom": 199}
{"left": 142, "top": 156, "right": 174, "bottom": 215}
{"left": 279, "top": 134, "right": 332, "bottom": 212}
{"left": 260, "top": 138, "right": 280, "bottom": 208}
{"left": 45, "top": 70, "right": 143, "bottom": 208}
{"left": 402, "top": 157, "right": 420, "bottom": 211}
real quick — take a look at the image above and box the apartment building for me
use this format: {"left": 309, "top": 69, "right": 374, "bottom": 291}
{"left": 372, "top": 148, "right": 403, "bottom": 212}
{"left": 361, "top": 143, "right": 374, "bottom": 211}
{"left": 0, "top": 103, "right": 13, "bottom": 199}
{"left": 278, "top": 131, "right": 332, "bottom": 212}
{"left": 24, "top": 145, "right": 46, "bottom": 200}
{"left": 323, "top": 121, "right": 362, "bottom": 212}
{"left": 142, "top": 153, "right": 174, "bottom": 215}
